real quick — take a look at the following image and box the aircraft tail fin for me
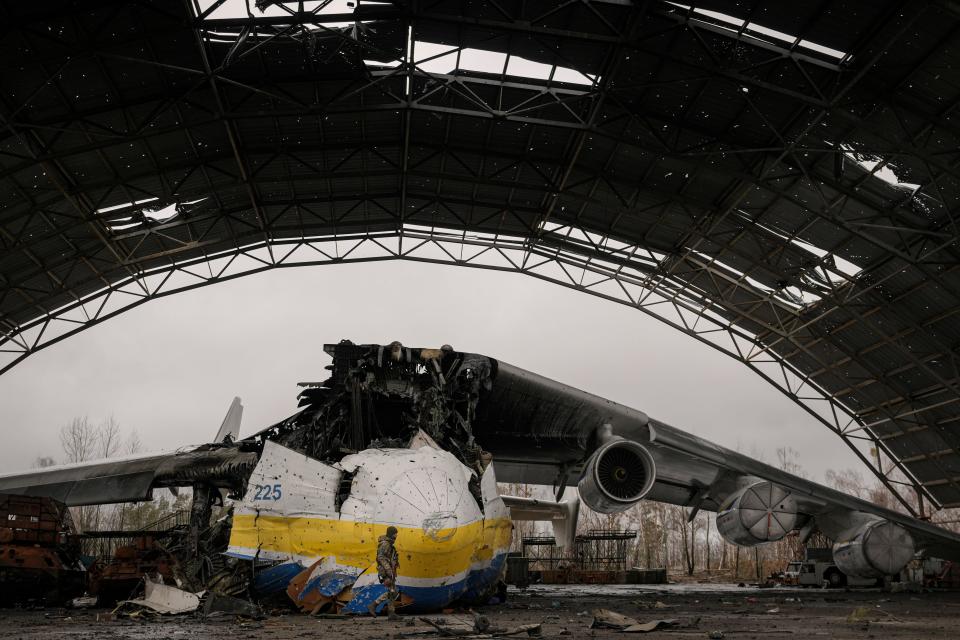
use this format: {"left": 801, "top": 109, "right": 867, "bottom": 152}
{"left": 214, "top": 397, "right": 243, "bottom": 443}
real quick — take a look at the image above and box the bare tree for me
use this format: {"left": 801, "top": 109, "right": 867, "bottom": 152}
{"left": 776, "top": 447, "right": 806, "bottom": 478}
{"left": 60, "top": 416, "right": 97, "bottom": 464}
{"left": 826, "top": 468, "right": 867, "bottom": 499}
{"left": 126, "top": 429, "right": 142, "bottom": 455}
{"left": 57, "top": 415, "right": 146, "bottom": 532}
{"left": 671, "top": 505, "right": 697, "bottom": 576}
{"left": 98, "top": 415, "right": 123, "bottom": 460}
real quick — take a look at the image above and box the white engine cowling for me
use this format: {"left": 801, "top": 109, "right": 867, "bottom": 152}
{"left": 578, "top": 439, "right": 656, "bottom": 514}
{"left": 716, "top": 481, "right": 797, "bottom": 546}
{"left": 832, "top": 519, "right": 915, "bottom": 578}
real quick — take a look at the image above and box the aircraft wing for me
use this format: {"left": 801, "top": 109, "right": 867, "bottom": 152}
{"left": 0, "top": 399, "right": 256, "bottom": 508}
{"left": 0, "top": 446, "right": 258, "bottom": 507}
{"left": 0, "top": 452, "right": 178, "bottom": 506}
{"left": 474, "top": 360, "right": 960, "bottom": 564}
{"left": 645, "top": 421, "right": 960, "bottom": 561}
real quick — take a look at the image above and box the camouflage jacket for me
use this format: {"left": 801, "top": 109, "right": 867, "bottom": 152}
{"left": 376, "top": 535, "right": 399, "bottom": 579}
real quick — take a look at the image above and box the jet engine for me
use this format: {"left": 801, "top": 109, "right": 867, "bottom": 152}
{"left": 716, "top": 481, "right": 797, "bottom": 546}
{"left": 578, "top": 439, "right": 656, "bottom": 513}
{"left": 832, "top": 519, "right": 915, "bottom": 577}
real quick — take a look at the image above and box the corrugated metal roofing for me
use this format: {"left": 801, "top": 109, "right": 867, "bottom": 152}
{"left": 2, "top": 0, "right": 960, "bottom": 511}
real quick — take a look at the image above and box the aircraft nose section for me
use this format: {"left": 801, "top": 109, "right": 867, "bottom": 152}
{"left": 372, "top": 460, "right": 482, "bottom": 536}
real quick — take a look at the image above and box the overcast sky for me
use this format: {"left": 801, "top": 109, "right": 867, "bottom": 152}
{"left": 0, "top": 261, "right": 867, "bottom": 484}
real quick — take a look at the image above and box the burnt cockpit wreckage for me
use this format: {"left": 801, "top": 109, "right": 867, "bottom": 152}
{"left": 3, "top": 340, "right": 960, "bottom": 612}
{"left": 275, "top": 341, "right": 495, "bottom": 477}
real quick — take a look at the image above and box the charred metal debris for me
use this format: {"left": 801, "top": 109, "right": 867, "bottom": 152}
{"left": 261, "top": 340, "right": 495, "bottom": 480}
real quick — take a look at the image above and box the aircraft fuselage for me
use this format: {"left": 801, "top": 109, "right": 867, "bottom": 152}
{"left": 226, "top": 440, "right": 512, "bottom": 613}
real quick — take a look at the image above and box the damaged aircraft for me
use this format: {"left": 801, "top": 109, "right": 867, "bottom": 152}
{"left": 1, "top": 340, "right": 959, "bottom": 613}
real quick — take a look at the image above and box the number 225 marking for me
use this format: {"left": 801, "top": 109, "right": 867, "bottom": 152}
{"left": 253, "top": 484, "right": 283, "bottom": 501}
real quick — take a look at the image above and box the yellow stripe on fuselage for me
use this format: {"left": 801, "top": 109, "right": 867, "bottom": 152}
{"left": 229, "top": 514, "right": 513, "bottom": 579}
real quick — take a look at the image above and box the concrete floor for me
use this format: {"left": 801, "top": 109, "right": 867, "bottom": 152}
{"left": 2, "top": 584, "right": 959, "bottom": 639}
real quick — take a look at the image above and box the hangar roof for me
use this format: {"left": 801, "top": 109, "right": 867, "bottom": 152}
{"left": 2, "top": 0, "right": 960, "bottom": 511}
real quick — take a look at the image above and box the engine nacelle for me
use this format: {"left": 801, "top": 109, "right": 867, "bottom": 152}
{"left": 716, "top": 481, "right": 797, "bottom": 546}
{"left": 578, "top": 439, "right": 656, "bottom": 514}
{"left": 832, "top": 519, "right": 915, "bottom": 578}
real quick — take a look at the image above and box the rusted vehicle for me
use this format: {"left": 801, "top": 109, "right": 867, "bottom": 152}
{"left": 0, "top": 494, "right": 85, "bottom": 605}
{"left": 87, "top": 534, "right": 178, "bottom": 604}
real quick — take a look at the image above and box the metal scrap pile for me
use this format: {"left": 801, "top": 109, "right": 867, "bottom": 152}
{"left": 93, "top": 512, "right": 261, "bottom": 618}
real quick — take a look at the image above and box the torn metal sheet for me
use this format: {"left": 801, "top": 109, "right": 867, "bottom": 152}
{"left": 287, "top": 559, "right": 334, "bottom": 614}
{"left": 590, "top": 609, "right": 683, "bottom": 633}
{"left": 119, "top": 575, "right": 200, "bottom": 615}
{"left": 591, "top": 609, "right": 643, "bottom": 630}
{"left": 252, "top": 561, "right": 304, "bottom": 597}
{"left": 408, "top": 429, "right": 442, "bottom": 450}
{"left": 622, "top": 619, "right": 679, "bottom": 633}
{"left": 226, "top": 440, "right": 343, "bottom": 562}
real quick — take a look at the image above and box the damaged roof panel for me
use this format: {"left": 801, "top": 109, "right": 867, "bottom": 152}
{"left": 3, "top": 0, "right": 960, "bottom": 511}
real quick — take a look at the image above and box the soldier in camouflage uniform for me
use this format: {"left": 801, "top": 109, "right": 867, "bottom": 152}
{"left": 368, "top": 525, "right": 400, "bottom": 618}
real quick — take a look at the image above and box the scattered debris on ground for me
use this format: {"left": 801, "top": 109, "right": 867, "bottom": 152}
{"left": 590, "top": 607, "right": 700, "bottom": 632}
{"left": 414, "top": 614, "right": 542, "bottom": 638}
{"left": 66, "top": 596, "right": 97, "bottom": 609}
{"left": 203, "top": 592, "right": 265, "bottom": 619}
{"left": 1, "top": 583, "right": 959, "bottom": 639}
{"left": 115, "top": 574, "right": 200, "bottom": 615}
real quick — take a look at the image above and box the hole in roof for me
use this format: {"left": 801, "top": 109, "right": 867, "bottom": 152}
{"left": 365, "top": 41, "right": 597, "bottom": 85}
{"left": 103, "top": 198, "right": 207, "bottom": 231}
{"left": 95, "top": 197, "right": 159, "bottom": 215}
{"left": 839, "top": 144, "right": 921, "bottom": 192}
{"left": 143, "top": 198, "right": 206, "bottom": 223}
{"left": 725, "top": 212, "right": 862, "bottom": 306}
{"left": 743, "top": 214, "right": 862, "bottom": 280}
{"left": 198, "top": 0, "right": 357, "bottom": 23}
{"left": 107, "top": 221, "right": 142, "bottom": 232}
{"left": 688, "top": 249, "right": 776, "bottom": 296}
{"left": 664, "top": 2, "right": 848, "bottom": 62}
{"left": 688, "top": 247, "right": 823, "bottom": 310}
{"left": 142, "top": 203, "right": 178, "bottom": 222}
{"left": 197, "top": 2, "right": 597, "bottom": 85}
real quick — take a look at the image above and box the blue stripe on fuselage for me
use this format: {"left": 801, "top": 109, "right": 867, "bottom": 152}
{"left": 342, "top": 552, "right": 508, "bottom": 614}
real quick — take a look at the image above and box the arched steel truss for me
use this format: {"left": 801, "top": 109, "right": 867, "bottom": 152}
{"left": 3, "top": 0, "right": 960, "bottom": 514}
{"left": 0, "top": 228, "right": 934, "bottom": 516}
